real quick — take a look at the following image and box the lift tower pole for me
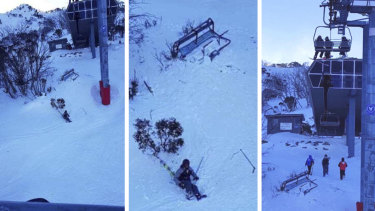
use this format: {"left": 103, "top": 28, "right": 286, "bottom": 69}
{"left": 319, "top": 1, "right": 375, "bottom": 210}
{"left": 361, "top": 9, "right": 375, "bottom": 210}
{"left": 98, "top": 0, "right": 110, "bottom": 105}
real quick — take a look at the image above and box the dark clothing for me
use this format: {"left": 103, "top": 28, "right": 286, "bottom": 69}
{"left": 180, "top": 180, "right": 199, "bottom": 196}
{"left": 339, "top": 37, "right": 350, "bottom": 56}
{"left": 174, "top": 166, "right": 201, "bottom": 199}
{"left": 322, "top": 157, "right": 329, "bottom": 176}
{"left": 323, "top": 165, "right": 329, "bottom": 176}
{"left": 175, "top": 166, "right": 197, "bottom": 182}
{"left": 340, "top": 170, "right": 345, "bottom": 180}
{"left": 305, "top": 156, "right": 314, "bottom": 175}
{"left": 306, "top": 166, "right": 313, "bottom": 175}
{"left": 314, "top": 36, "right": 324, "bottom": 60}
{"left": 324, "top": 37, "right": 333, "bottom": 58}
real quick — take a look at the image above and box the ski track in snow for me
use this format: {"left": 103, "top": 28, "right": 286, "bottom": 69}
{"left": 130, "top": 0, "right": 257, "bottom": 210}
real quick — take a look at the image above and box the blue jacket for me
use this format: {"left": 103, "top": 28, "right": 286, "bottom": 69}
{"left": 305, "top": 156, "right": 314, "bottom": 167}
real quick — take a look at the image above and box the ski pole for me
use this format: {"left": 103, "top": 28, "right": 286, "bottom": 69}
{"left": 240, "top": 149, "right": 256, "bottom": 174}
{"left": 196, "top": 157, "right": 204, "bottom": 174}
{"left": 192, "top": 157, "right": 204, "bottom": 185}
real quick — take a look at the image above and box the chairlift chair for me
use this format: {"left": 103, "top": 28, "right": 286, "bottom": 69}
{"left": 320, "top": 112, "right": 340, "bottom": 127}
{"left": 319, "top": 73, "right": 341, "bottom": 127}
{"left": 171, "top": 18, "right": 231, "bottom": 59}
{"left": 313, "top": 26, "right": 352, "bottom": 53}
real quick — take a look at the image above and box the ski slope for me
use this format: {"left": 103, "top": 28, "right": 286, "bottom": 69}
{"left": 0, "top": 6, "right": 124, "bottom": 206}
{"left": 262, "top": 133, "right": 360, "bottom": 211}
{"left": 129, "top": 0, "right": 257, "bottom": 210}
{"left": 262, "top": 66, "right": 361, "bottom": 211}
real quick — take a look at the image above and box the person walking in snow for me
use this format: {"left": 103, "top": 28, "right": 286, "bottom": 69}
{"left": 322, "top": 154, "right": 330, "bottom": 177}
{"left": 305, "top": 155, "right": 314, "bottom": 175}
{"left": 174, "top": 159, "right": 206, "bottom": 200}
{"left": 338, "top": 157, "right": 348, "bottom": 180}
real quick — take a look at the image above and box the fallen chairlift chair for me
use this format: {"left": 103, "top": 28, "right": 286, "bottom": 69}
{"left": 280, "top": 171, "right": 318, "bottom": 194}
{"left": 280, "top": 171, "right": 309, "bottom": 191}
{"left": 171, "top": 18, "right": 231, "bottom": 59}
{"left": 313, "top": 26, "right": 352, "bottom": 53}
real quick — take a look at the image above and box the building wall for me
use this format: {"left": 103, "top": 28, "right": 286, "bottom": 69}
{"left": 267, "top": 116, "right": 303, "bottom": 134}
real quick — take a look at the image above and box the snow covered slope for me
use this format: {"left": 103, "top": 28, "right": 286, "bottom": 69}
{"left": 262, "top": 66, "right": 361, "bottom": 211}
{"left": 130, "top": 0, "right": 257, "bottom": 210}
{"left": 0, "top": 5, "right": 124, "bottom": 206}
{"left": 262, "top": 133, "right": 360, "bottom": 211}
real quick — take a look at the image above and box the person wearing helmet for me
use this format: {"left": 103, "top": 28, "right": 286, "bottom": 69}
{"left": 174, "top": 159, "right": 206, "bottom": 200}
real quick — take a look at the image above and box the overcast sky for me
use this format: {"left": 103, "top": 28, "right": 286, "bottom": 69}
{"left": 263, "top": 0, "right": 365, "bottom": 64}
{"left": 0, "top": 0, "right": 70, "bottom": 13}
{"left": 0, "top": 0, "right": 124, "bottom": 13}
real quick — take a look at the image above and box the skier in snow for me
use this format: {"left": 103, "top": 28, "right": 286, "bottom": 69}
{"left": 322, "top": 154, "right": 330, "bottom": 177}
{"left": 63, "top": 110, "right": 71, "bottom": 122}
{"left": 174, "top": 159, "right": 206, "bottom": 200}
{"left": 338, "top": 157, "right": 348, "bottom": 180}
{"left": 305, "top": 155, "right": 314, "bottom": 175}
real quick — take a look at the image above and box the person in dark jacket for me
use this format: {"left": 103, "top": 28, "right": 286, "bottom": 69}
{"left": 324, "top": 36, "right": 333, "bottom": 59}
{"left": 313, "top": 35, "right": 324, "bottom": 60}
{"left": 174, "top": 159, "right": 205, "bottom": 200}
{"left": 339, "top": 36, "right": 350, "bottom": 57}
{"left": 322, "top": 154, "right": 330, "bottom": 177}
{"left": 305, "top": 155, "right": 314, "bottom": 175}
{"left": 338, "top": 157, "right": 348, "bottom": 180}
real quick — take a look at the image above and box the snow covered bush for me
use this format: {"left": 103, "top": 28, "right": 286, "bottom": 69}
{"left": 301, "top": 122, "right": 312, "bottom": 135}
{"left": 155, "top": 118, "right": 184, "bottom": 154}
{"left": 284, "top": 96, "right": 297, "bottom": 111}
{"left": 181, "top": 19, "right": 195, "bottom": 36}
{"left": 130, "top": 0, "right": 159, "bottom": 45}
{"left": 134, "top": 118, "right": 160, "bottom": 156}
{"left": 133, "top": 117, "right": 184, "bottom": 156}
{"left": 0, "top": 30, "right": 53, "bottom": 98}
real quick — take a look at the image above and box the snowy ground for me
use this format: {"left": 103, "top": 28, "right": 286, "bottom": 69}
{"left": 129, "top": 0, "right": 257, "bottom": 210}
{"left": 262, "top": 132, "right": 361, "bottom": 211}
{"left": 0, "top": 6, "right": 124, "bottom": 205}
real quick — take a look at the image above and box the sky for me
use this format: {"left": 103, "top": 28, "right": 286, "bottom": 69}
{"left": 0, "top": 0, "right": 69, "bottom": 13}
{"left": 0, "top": 0, "right": 124, "bottom": 13}
{"left": 263, "top": 0, "right": 365, "bottom": 64}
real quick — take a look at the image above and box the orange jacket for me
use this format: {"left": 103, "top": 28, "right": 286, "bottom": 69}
{"left": 338, "top": 161, "right": 347, "bottom": 170}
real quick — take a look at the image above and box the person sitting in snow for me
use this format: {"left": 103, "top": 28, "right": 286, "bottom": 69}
{"left": 322, "top": 154, "right": 330, "bottom": 177}
{"left": 174, "top": 159, "right": 206, "bottom": 200}
{"left": 305, "top": 155, "right": 314, "bottom": 175}
{"left": 338, "top": 157, "right": 348, "bottom": 180}
{"left": 63, "top": 110, "right": 71, "bottom": 122}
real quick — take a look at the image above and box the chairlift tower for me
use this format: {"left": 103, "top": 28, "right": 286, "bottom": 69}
{"left": 97, "top": 0, "right": 110, "bottom": 105}
{"left": 319, "top": 1, "right": 375, "bottom": 210}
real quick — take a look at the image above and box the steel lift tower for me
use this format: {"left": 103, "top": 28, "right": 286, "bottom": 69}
{"left": 319, "top": 0, "right": 375, "bottom": 210}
